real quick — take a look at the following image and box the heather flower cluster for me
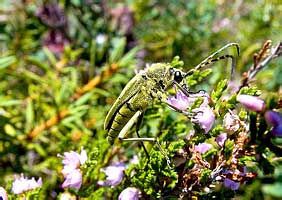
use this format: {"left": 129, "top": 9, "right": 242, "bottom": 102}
{"left": 11, "top": 174, "right": 42, "bottom": 194}
{"left": 58, "top": 147, "right": 88, "bottom": 191}
{"left": 167, "top": 89, "right": 215, "bottom": 133}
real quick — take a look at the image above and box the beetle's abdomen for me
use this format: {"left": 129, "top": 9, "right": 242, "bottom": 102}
{"left": 107, "top": 103, "right": 137, "bottom": 144}
{"left": 107, "top": 91, "right": 152, "bottom": 144}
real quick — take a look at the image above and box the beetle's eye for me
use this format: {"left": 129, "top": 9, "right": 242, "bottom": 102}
{"left": 174, "top": 71, "right": 183, "bottom": 83}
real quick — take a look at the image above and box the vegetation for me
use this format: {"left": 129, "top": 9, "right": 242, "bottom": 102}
{"left": 0, "top": 1, "right": 281, "bottom": 199}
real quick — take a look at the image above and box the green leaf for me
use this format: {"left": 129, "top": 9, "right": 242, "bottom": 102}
{"left": 119, "top": 46, "right": 142, "bottom": 67}
{"left": 26, "top": 56, "right": 49, "bottom": 71}
{"left": 0, "top": 55, "right": 16, "bottom": 69}
{"left": 171, "top": 56, "right": 184, "bottom": 68}
{"left": 0, "top": 99, "right": 22, "bottom": 106}
{"left": 109, "top": 37, "right": 126, "bottom": 63}
{"left": 25, "top": 99, "right": 34, "bottom": 133}
{"left": 73, "top": 92, "right": 93, "bottom": 107}
{"left": 211, "top": 79, "right": 228, "bottom": 101}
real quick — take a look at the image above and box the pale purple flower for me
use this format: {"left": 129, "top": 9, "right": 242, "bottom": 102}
{"left": 167, "top": 90, "right": 214, "bottom": 133}
{"left": 189, "top": 91, "right": 210, "bottom": 107}
{"left": 224, "top": 178, "right": 240, "bottom": 190}
{"left": 98, "top": 162, "right": 126, "bottom": 188}
{"left": 0, "top": 187, "right": 8, "bottom": 200}
{"left": 216, "top": 133, "right": 227, "bottom": 147}
{"left": 11, "top": 174, "right": 42, "bottom": 194}
{"left": 194, "top": 143, "right": 213, "bottom": 154}
{"left": 59, "top": 147, "right": 88, "bottom": 171}
{"left": 118, "top": 187, "right": 140, "bottom": 200}
{"left": 61, "top": 169, "right": 82, "bottom": 191}
{"left": 237, "top": 94, "right": 265, "bottom": 112}
{"left": 167, "top": 89, "right": 190, "bottom": 111}
{"left": 265, "top": 110, "right": 282, "bottom": 137}
{"left": 191, "top": 106, "right": 215, "bottom": 133}
{"left": 167, "top": 90, "right": 210, "bottom": 111}
{"left": 58, "top": 147, "right": 87, "bottom": 191}
{"left": 223, "top": 112, "right": 240, "bottom": 134}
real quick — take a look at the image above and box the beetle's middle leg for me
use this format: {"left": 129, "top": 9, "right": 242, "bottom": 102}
{"left": 118, "top": 110, "right": 171, "bottom": 168}
{"left": 135, "top": 112, "right": 150, "bottom": 159}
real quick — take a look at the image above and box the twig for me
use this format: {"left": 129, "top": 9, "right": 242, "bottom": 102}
{"left": 73, "top": 63, "right": 119, "bottom": 99}
{"left": 27, "top": 109, "right": 69, "bottom": 140}
{"left": 240, "top": 41, "right": 282, "bottom": 88}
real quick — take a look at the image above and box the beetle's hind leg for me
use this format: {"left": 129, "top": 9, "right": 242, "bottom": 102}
{"left": 118, "top": 111, "right": 171, "bottom": 168}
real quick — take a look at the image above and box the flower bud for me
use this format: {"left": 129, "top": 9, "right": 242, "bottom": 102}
{"left": 237, "top": 95, "right": 265, "bottom": 112}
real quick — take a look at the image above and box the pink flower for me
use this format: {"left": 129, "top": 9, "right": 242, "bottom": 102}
{"left": 195, "top": 143, "right": 213, "bottom": 154}
{"left": 0, "top": 187, "right": 8, "bottom": 200}
{"left": 167, "top": 89, "right": 190, "bottom": 111}
{"left": 237, "top": 95, "right": 265, "bottom": 112}
{"left": 191, "top": 106, "right": 215, "bottom": 133}
{"left": 167, "top": 90, "right": 214, "bottom": 133}
{"left": 167, "top": 90, "right": 210, "bottom": 111}
{"left": 59, "top": 147, "right": 87, "bottom": 172}
{"left": 118, "top": 187, "right": 140, "bottom": 200}
{"left": 98, "top": 162, "right": 126, "bottom": 188}
{"left": 216, "top": 133, "right": 227, "bottom": 147}
{"left": 58, "top": 147, "right": 87, "bottom": 191}
{"left": 61, "top": 169, "right": 82, "bottom": 191}
{"left": 11, "top": 174, "right": 42, "bottom": 194}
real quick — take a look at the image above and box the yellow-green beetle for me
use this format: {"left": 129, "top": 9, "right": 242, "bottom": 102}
{"left": 104, "top": 43, "right": 239, "bottom": 166}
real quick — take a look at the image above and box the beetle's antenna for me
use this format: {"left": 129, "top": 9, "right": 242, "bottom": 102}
{"left": 184, "top": 43, "right": 240, "bottom": 79}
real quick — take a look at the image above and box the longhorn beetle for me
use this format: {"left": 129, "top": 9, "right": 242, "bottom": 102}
{"left": 104, "top": 43, "right": 240, "bottom": 167}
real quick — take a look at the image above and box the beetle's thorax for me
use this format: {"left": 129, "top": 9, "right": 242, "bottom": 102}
{"left": 144, "top": 63, "right": 173, "bottom": 90}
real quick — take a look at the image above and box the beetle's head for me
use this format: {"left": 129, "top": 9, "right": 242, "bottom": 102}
{"left": 145, "top": 63, "right": 185, "bottom": 90}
